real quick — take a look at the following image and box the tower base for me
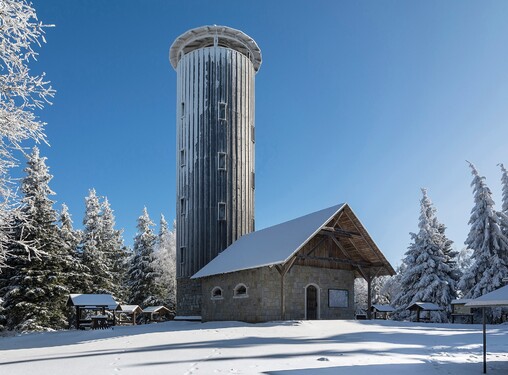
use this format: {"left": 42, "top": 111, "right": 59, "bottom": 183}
{"left": 176, "top": 277, "right": 202, "bottom": 318}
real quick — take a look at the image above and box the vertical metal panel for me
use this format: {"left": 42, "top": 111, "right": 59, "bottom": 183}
{"left": 176, "top": 46, "right": 256, "bottom": 279}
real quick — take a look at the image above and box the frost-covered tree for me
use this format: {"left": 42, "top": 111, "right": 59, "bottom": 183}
{"left": 500, "top": 163, "right": 508, "bottom": 215}
{"left": 0, "top": 0, "right": 55, "bottom": 269}
{"left": 128, "top": 208, "right": 164, "bottom": 306}
{"left": 0, "top": 148, "right": 68, "bottom": 331}
{"left": 392, "top": 189, "right": 458, "bottom": 322}
{"left": 371, "top": 276, "right": 392, "bottom": 305}
{"left": 459, "top": 163, "right": 508, "bottom": 317}
{"left": 80, "top": 189, "right": 112, "bottom": 294}
{"left": 456, "top": 247, "right": 473, "bottom": 277}
{"left": 354, "top": 278, "right": 367, "bottom": 315}
{"left": 99, "top": 198, "right": 128, "bottom": 301}
{"left": 154, "top": 215, "right": 176, "bottom": 308}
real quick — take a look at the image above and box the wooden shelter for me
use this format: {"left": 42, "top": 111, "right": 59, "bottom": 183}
{"left": 67, "top": 294, "right": 118, "bottom": 329}
{"left": 115, "top": 305, "right": 143, "bottom": 325}
{"left": 466, "top": 285, "right": 508, "bottom": 373}
{"left": 407, "top": 302, "right": 442, "bottom": 322}
{"left": 371, "top": 304, "right": 395, "bottom": 320}
{"left": 142, "top": 306, "right": 173, "bottom": 322}
{"left": 451, "top": 299, "right": 474, "bottom": 324}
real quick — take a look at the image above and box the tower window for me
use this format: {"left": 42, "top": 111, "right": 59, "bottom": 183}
{"left": 180, "top": 197, "right": 186, "bottom": 216}
{"left": 181, "top": 102, "right": 185, "bottom": 118}
{"left": 179, "top": 247, "right": 186, "bottom": 264}
{"left": 218, "top": 202, "right": 226, "bottom": 221}
{"left": 218, "top": 152, "right": 227, "bottom": 170}
{"left": 180, "top": 149, "right": 186, "bottom": 167}
{"left": 218, "top": 102, "right": 227, "bottom": 120}
{"left": 251, "top": 125, "right": 255, "bottom": 143}
{"left": 251, "top": 172, "right": 255, "bottom": 189}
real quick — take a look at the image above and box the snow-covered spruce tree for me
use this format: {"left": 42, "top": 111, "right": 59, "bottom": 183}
{"left": 371, "top": 276, "right": 392, "bottom": 305}
{"left": 128, "top": 208, "right": 164, "bottom": 307}
{"left": 80, "top": 189, "right": 113, "bottom": 294}
{"left": 99, "top": 198, "right": 128, "bottom": 301}
{"left": 154, "top": 215, "right": 176, "bottom": 309}
{"left": 0, "top": 148, "right": 68, "bottom": 331}
{"left": 58, "top": 203, "right": 87, "bottom": 294}
{"left": 392, "top": 189, "right": 458, "bottom": 322}
{"left": 459, "top": 163, "right": 508, "bottom": 321}
{"left": 0, "top": 0, "right": 55, "bottom": 269}
{"left": 500, "top": 163, "right": 508, "bottom": 215}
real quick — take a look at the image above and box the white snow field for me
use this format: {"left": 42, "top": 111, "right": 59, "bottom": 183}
{"left": 0, "top": 320, "right": 506, "bottom": 374}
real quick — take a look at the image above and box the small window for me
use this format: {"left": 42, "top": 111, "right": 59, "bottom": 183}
{"left": 328, "top": 289, "right": 349, "bottom": 308}
{"left": 234, "top": 283, "right": 248, "bottom": 298}
{"left": 181, "top": 102, "right": 185, "bottom": 118}
{"left": 179, "top": 247, "right": 186, "bottom": 264}
{"left": 251, "top": 125, "right": 255, "bottom": 143}
{"left": 218, "top": 202, "right": 226, "bottom": 221}
{"left": 180, "top": 149, "right": 186, "bottom": 167}
{"left": 218, "top": 152, "right": 227, "bottom": 170}
{"left": 211, "top": 287, "right": 223, "bottom": 300}
{"left": 218, "top": 102, "right": 227, "bottom": 120}
{"left": 251, "top": 171, "right": 255, "bottom": 189}
{"left": 180, "top": 197, "right": 186, "bottom": 216}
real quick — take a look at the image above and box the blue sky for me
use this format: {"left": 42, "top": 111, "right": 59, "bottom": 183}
{"left": 25, "top": 0, "right": 508, "bottom": 266}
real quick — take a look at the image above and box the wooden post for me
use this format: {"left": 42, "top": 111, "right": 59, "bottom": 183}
{"left": 483, "top": 307, "right": 487, "bottom": 374}
{"left": 367, "top": 275, "right": 372, "bottom": 320}
{"left": 75, "top": 307, "right": 80, "bottom": 329}
{"left": 281, "top": 272, "right": 285, "bottom": 320}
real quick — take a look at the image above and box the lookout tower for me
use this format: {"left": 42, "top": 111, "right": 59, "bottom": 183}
{"left": 170, "top": 25, "right": 262, "bottom": 317}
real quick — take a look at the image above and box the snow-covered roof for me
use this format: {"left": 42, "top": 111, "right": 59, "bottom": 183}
{"left": 170, "top": 25, "right": 262, "bottom": 72}
{"left": 451, "top": 299, "right": 474, "bottom": 305}
{"left": 192, "top": 204, "right": 346, "bottom": 279}
{"left": 67, "top": 294, "right": 118, "bottom": 309}
{"left": 372, "top": 304, "right": 395, "bottom": 312}
{"left": 116, "top": 305, "right": 143, "bottom": 314}
{"left": 465, "top": 285, "right": 508, "bottom": 307}
{"left": 407, "top": 302, "right": 442, "bottom": 311}
{"left": 143, "top": 306, "right": 171, "bottom": 314}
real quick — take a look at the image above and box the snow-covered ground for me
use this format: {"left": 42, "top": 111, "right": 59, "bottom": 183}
{"left": 0, "top": 320, "right": 506, "bottom": 374}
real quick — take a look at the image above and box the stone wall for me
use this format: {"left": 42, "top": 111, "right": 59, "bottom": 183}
{"left": 200, "top": 265, "right": 355, "bottom": 322}
{"left": 176, "top": 278, "right": 202, "bottom": 317}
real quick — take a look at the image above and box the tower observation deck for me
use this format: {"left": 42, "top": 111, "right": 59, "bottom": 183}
{"left": 170, "top": 25, "right": 262, "bottom": 317}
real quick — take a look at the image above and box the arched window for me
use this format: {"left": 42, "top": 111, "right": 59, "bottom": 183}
{"left": 211, "top": 287, "right": 223, "bottom": 300}
{"left": 233, "top": 283, "right": 248, "bottom": 298}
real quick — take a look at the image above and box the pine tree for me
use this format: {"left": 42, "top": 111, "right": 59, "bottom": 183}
{"left": 392, "top": 189, "right": 458, "bottom": 322}
{"left": 99, "top": 198, "right": 128, "bottom": 301}
{"left": 499, "top": 163, "right": 508, "bottom": 215}
{"left": 81, "top": 189, "right": 112, "bottom": 294}
{"left": 154, "top": 215, "right": 176, "bottom": 309}
{"left": 58, "top": 203, "right": 87, "bottom": 294}
{"left": 459, "top": 163, "right": 508, "bottom": 318}
{"left": 128, "top": 208, "right": 164, "bottom": 306}
{"left": 0, "top": 148, "right": 68, "bottom": 331}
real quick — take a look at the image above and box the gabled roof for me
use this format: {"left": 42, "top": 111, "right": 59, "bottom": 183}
{"left": 372, "top": 304, "right": 395, "bottom": 312}
{"left": 407, "top": 302, "right": 442, "bottom": 311}
{"left": 67, "top": 294, "right": 118, "bottom": 309}
{"left": 451, "top": 299, "right": 474, "bottom": 305}
{"left": 192, "top": 203, "right": 395, "bottom": 279}
{"left": 465, "top": 285, "right": 508, "bottom": 307}
{"left": 143, "top": 306, "right": 171, "bottom": 314}
{"left": 116, "top": 305, "right": 143, "bottom": 314}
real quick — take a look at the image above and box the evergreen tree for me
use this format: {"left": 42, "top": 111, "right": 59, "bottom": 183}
{"left": 81, "top": 189, "right": 112, "bottom": 294}
{"left": 154, "top": 215, "right": 176, "bottom": 309}
{"left": 0, "top": 148, "right": 68, "bottom": 331}
{"left": 499, "top": 163, "right": 508, "bottom": 214}
{"left": 58, "top": 203, "right": 87, "bottom": 294}
{"left": 128, "top": 208, "right": 163, "bottom": 306}
{"left": 99, "top": 198, "right": 128, "bottom": 301}
{"left": 392, "top": 189, "right": 458, "bottom": 322}
{"left": 459, "top": 163, "right": 508, "bottom": 319}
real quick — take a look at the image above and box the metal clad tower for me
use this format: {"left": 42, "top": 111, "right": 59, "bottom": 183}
{"left": 170, "top": 26, "right": 262, "bottom": 317}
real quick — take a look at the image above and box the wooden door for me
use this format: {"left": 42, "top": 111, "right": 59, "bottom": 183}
{"left": 306, "top": 285, "right": 318, "bottom": 320}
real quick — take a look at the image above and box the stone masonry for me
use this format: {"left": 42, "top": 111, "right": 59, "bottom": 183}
{"left": 200, "top": 265, "right": 355, "bottom": 322}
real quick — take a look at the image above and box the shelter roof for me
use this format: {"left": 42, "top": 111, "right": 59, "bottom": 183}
{"left": 67, "top": 294, "right": 118, "bottom": 309}
{"left": 143, "top": 306, "right": 171, "bottom": 314}
{"left": 451, "top": 299, "right": 474, "bottom": 305}
{"left": 170, "top": 25, "right": 262, "bottom": 72}
{"left": 372, "top": 304, "right": 395, "bottom": 312}
{"left": 192, "top": 203, "right": 395, "bottom": 279}
{"left": 116, "top": 305, "right": 143, "bottom": 314}
{"left": 407, "top": 302, "right": 442, "bottom": 311}
{"left": 465, "top": 285, "right": 508, "bottom": 307}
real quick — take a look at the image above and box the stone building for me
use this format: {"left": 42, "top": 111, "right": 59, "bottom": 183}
{"left": 193, "top": 203, "right": 395, "bottom": 322}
